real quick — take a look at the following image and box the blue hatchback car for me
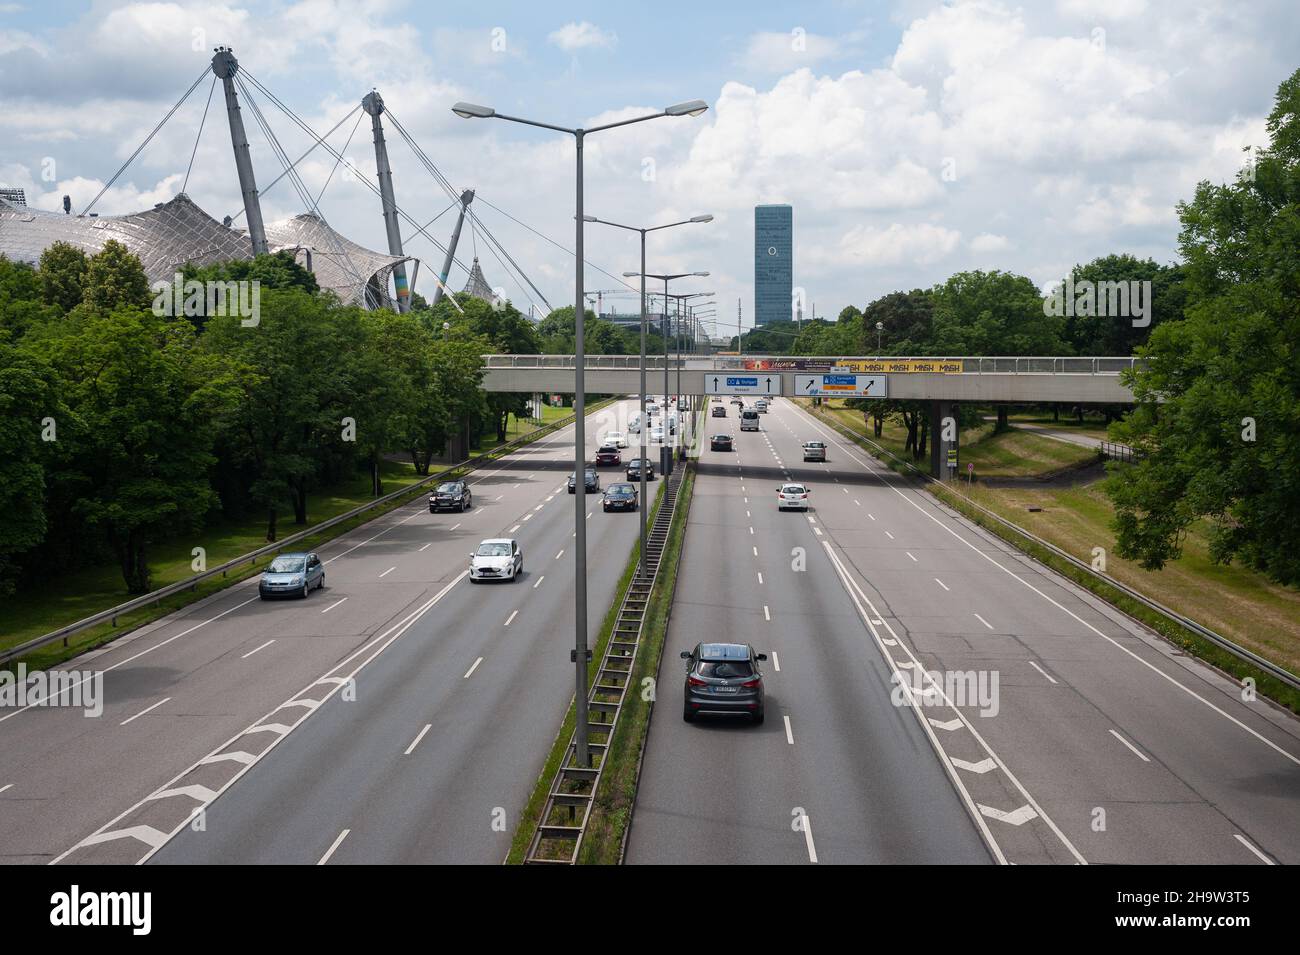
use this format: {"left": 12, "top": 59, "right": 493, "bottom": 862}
{"left": 258, "top": 552, "right": 325, "bottom": 599}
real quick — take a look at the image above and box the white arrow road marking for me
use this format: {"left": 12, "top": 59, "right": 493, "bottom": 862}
{"left": 951, "top": 757, "right": 998, "bottom": 774}
{"left": 928, "top": 718, "right": 962, "bottom": 731}
{"left": 978, "top": 803, "right": 1039, "bottom": 826}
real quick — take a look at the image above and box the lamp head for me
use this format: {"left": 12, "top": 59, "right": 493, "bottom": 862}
{"left": 452, "top": 102, "right": 495, "bottom": 119}
{"left": 665, "top": 100, "right": 709, "bottom": 117}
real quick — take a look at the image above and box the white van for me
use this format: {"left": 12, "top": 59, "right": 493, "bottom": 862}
{"left": 740, "top": 408, "right": 760, "bottom": 432}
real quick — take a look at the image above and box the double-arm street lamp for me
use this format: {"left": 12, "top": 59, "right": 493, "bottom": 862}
{"left": 664, "top": 290, "right": 713, "bottom": 436}
{"left": 452, "top": 97, "right": 708, "bottom": 770}
{"left": 624, "top": 272, "right": 710, "bottom": 476}
{"left": 585, "top": 214, "right": 712, "bottom": 580}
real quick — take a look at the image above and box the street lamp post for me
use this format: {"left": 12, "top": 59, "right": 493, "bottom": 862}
{"left": 876, "top": 321, "right": 884, "bottom": 353}
{"left": 454, "top": 97, "right": 707, "bottom": 770}
{"left": 663, "top": 291, "right": 712, "bottom": 447}
{"left": 586, "top": 214, "right": 711, "bottom": 579}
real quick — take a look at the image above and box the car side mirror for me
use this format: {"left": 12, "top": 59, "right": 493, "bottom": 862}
{"left": 757, "top": 653, "right": 768, "bottom": 661}
{"left": 679, "top": 651, "right": 691, "bottom": 660}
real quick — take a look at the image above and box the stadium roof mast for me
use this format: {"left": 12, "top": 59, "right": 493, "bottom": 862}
{"left": 211, "top": 47, "right": 268, "bottom": 256}
{"left": 361, "top": 91, "right": 412, "bottom": 312}
{"left": 431, "top": 188, "right": 475, "bottom": 308}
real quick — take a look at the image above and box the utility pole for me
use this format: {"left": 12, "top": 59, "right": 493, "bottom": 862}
{"left": 211, "top": 48, "right": 268, "bottom": 256}
{"left": 738, "top": 297, "right": 743, "bottom": 355}
{"left": 362, "top": 91, "right": 411, "bottom": 312}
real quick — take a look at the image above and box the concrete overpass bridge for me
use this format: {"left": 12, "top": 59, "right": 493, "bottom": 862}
{"left": 482, "top": 354, "right": 1141, "bottom": 476}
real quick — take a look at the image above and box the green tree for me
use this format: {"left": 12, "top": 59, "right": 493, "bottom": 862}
{"left": 38, "top": 241, "right": 89, "bottom": 312}
{"left": 930, "top": 270, "right": 1067, "bottom": 356}
{"left": 82, "top": 240, "right": 151, "bottom": 313}
{"left": 1056, "top": 254, "right": 1187, "bottom": 355}
{"left": 0, "top": 342, "right": 58, "bottom": 592}
{"left": 0, "top": 255, "right": 61, "bottom": 342}
{"left": 1108, "top": 69, "right": 1300, "bottom": 584}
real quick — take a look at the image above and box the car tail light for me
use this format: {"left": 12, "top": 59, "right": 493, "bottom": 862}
{"left": 741, "top": 678, "right": 761, "bottom": 688}
{"left": 687, "top": 676, "right": 707, "bottom": 687}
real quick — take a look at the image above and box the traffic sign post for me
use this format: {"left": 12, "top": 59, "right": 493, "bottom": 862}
{"left": 705, "top": 374, "right": 782, "bottom": 396}
{"left": 794, "top": 373, "right": 887, "bottom": 398}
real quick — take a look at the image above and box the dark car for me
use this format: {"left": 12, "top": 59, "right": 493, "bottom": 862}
{"left": 626, "top": 457, "right": 656, "bottom": 481}
{"left": 602, "top": 483, "right": 638, "bottom": 512}
{"left": 711, "top": 405, "right": 726, "bottom": 417}
{"left": 259, "top": 552, "right": 325, "bottom": 599}
{"left": 710, "top": 434, "right": 733, "bottom": 451}
{"left": 429, "top": 480, "right": 472, "bottom": 512}
{"left": 681, "top": 642, "right": 767, "bottom": 723}
{"left": 595, "top": 444, "right": 622, "bottom": 467}
{"left": 568, "top": 467, "right": 600, "bottom": 493}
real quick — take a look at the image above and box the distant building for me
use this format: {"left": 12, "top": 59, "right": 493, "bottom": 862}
{"left": 0, "top": 187, "right": 27, "bottom": 206}
{"left": 754, "top": 204, "right": 792, "bottom": 326}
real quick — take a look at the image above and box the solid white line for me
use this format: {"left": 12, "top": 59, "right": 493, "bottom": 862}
{"left": 0, "top": 595, "right": 260, "bottom": 724}
{"left": 783, "top": 715, "right": 795, "bottom": 745}
{"left": 504, "top": 610, "right": 519, "bottom": 627}
{"left": 800, "top": 813, "right": 818, "bottom": 864}
{"left": 463, "top": 657, "right": 483, "bottom": 679}
{"left": 1108, "top": 729, "right": 1151, "bottom": 762}
{"left": 934, "top": 578, "right": 949, "bottom": 591}
{"left": 764, "top": 605, "right": 771, "bottom": 621}
{"left": 1233, "top": 834, "right": 1275, "bottom": 864}
{"left": 317, "top": 829, "right": 349, "bottom": 865}
{"left": 509, "top": 524, "right": 521, "bottom": 533}
{"left": 378, "top": 566, "right": 396, "bottom": 578}
{"left": 1028, "top": 661, "right": 1058, "bottom": 684}
{"left": 533, "top": 576, "right": 545, "bottom": 589}
{"left": 973, "top": 612, "right": 994, "bottom": 630}
{"left": 404, "top": 723, "right": 432, "bottom": 755}
{"left": 321, "top": 597, "right": 348, "bottom": 614}
{"left": 241, "top": 640, "right": 275, "bottom": 659}
{"left": 120, "top": 697, "right": 170, "bottom": 726}
{"left": 418, "top": 542, "right": 432, "bottom": 552}
{"left": 771, "top": 652, "right": 780, "bottom": 671}
{"left": 795, "top": 403, "right": 1300, "bottom": 769}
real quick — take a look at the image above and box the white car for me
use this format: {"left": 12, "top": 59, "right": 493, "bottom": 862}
{"left": 650, "top": 426, "right": 666, "bottom": 443}
{"left": 628, "top": 417, "right": 642, "bottom": 434}
{"left": 469, "top": 538, "right": 523, "bottom": 582}
{"left": 646, "top": 403, "right": 660, "bottom": 416}
{"left": 776, "top": 483, "right": 811, "bottom": 511}
{"left": 605, "top": 431, "right": 627, "bottom": 448}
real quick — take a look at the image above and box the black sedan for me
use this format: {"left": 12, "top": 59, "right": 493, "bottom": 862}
{"left": 602, "top": 483, "right": 638, "bottom": 512}
{"left": 681, "top": 642, "right": 767, "bottom": 723}
{"left": 626, "top": 457, "right": 656, "bottom": 481}
{"left": 710, "top": 434, "right": 734, "bottom": 452}
{"left": 429, "top": 480, "right": 472, "bottom": 512}
{"left": 568, "top": 468, "right": 600, "bottom": 493}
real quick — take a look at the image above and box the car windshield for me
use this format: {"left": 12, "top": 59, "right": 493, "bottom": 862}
{"left": 608, "top": 485, "right": 634, "bottom": 495}
{"left": 476, "top": 542, "right": 511, "bottom": 557}
{"left": 699, "top": 660, "right": 754, "bottom": 679}
{"left": 599, "top": 446, "right": 616, "bottom": 453}
{"left": 268, "top": 557, "right": 305, "bottom": 573}
{"left": 782, "top": 485, "right": 807, "bottom": 494}
{"left": 436, "top": 482, "right": 461, "bottom": 493}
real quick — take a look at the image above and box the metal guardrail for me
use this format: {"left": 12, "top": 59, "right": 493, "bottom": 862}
{"left": 482, "top": 354, "right": 1143, "bottom": 375}
{"left": 523, "top": 418, "right": 697, "bottom": 864}
{"left": 806, "top": 404, "right": 1300, "bottom": 694}
{"left": 1100, "top": 440, "right": 1138, "bottom": 463}
{"left": 0, "top": 404, "right": 606, "bottom": 667}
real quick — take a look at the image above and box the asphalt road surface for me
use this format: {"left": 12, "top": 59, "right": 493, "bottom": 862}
{"left": 627, "top": 397, "right": 1300, "bottom": 865}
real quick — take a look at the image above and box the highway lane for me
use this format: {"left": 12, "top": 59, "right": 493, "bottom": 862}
{"left": 2, "top": 399, "right": 641, "bottom": 865}
{"left": 626, "top": 400, "right": 992, "bottom": 864}
{"left": 148, "top": 423, "right": 651, "bottom": 864}
{"left": 643, "top": 397, "right": 1300, "bottom": 865}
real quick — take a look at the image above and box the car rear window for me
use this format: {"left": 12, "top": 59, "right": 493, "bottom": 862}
{"left": 699, "top": 660, "right": 754, "bottom": 679}
{"left": 782, "top": 485, "right": 807, "bottom": 494}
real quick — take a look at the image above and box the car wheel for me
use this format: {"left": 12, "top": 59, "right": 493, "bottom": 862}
{"left": 301, "top": 582, "right": 310, "bottom": 599}
{"left": 752, "top": 708, "right": 765, "bottom": 725}
{"left": 682, "top": 704, "right": 696, "bottom": 723}
{"left": 317, "top": 575, "right": 325, "bottom": 591}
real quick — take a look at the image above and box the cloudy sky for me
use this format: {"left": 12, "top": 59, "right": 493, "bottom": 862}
{"left": 1, "top": 1, "right": 1295, "bottom": 339}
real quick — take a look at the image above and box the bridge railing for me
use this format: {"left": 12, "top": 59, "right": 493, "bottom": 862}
{"left": 482, "top": 354, "right": 1143, "bottom": 375}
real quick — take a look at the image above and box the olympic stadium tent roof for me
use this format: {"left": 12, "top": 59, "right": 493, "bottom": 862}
{"left": 0, "top": 193, "right": 418, "bottom": 309}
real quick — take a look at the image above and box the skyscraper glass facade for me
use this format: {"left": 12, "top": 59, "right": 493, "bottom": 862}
{"left": 754, "top": 204, "right": 791, "bottom": 326}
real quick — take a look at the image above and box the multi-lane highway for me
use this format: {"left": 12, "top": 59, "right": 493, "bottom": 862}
{"left": 628, "top": 397, "right": 1300, "bottom": 865}
{"left": 0, "top": 400, "right": 647, "bottom": 865}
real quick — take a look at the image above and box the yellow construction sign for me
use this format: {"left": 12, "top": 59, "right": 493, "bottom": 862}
{"left": 834, "top": 359, "right": 963, "bottom": 374}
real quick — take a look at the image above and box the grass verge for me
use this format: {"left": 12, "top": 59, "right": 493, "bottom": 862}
{"left": 4, "top": 399, "right": 618, "bottom": 673}
{"left": 801, "top": 400, "right": 1300, "bottom": 714}
{"left": 505, "top": 469, "right": 679, "bottom": 865}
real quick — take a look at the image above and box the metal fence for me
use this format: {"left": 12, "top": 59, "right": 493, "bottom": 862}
{"left": 482, "top": 354, "right": 1143, "bottom": 375}
{"left": 0, "top": 406, "right": 598, "bottom": 667}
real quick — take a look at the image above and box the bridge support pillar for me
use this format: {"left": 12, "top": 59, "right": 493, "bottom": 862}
{"left": 929, "top": 400, "right": 958, "bottom": 479}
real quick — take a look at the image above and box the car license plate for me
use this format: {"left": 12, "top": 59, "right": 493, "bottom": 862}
{"left": 713, "top": 686, "right": 738, "bottom": 694}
